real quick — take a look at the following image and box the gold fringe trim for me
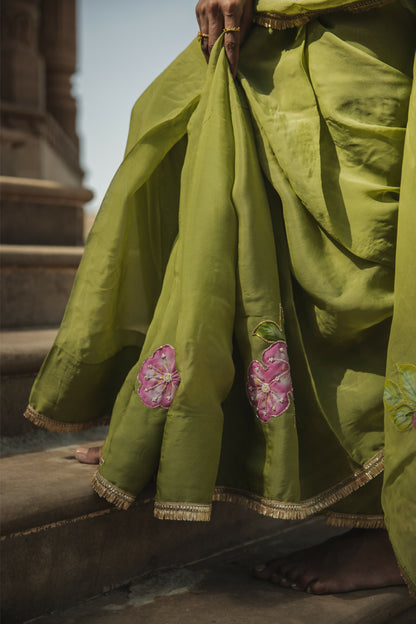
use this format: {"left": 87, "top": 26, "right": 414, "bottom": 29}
{"left": 325, "top": 511, "right": 385, "bottom": 529}
{"left": 24, "top": 404, "right": 110, "bottom": 433}
{"left": 91, "top": 470, "right": 135, "bottom": 511}
{"left": 213, "top": 449, "right": 384, "bottom": 520}
{"left": 89, "top": 450, "right": 383, "bottom": 522}
{"left": 154, "top": 501, "right": 212, "bottom": 522}
{"left": 398, "top": 564, "right": 416, "bottom": 600}
{"left": 254, "top": 0, "right": 395, "bottom": 30}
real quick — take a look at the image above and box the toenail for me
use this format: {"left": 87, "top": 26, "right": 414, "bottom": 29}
{"left": 291, "top": 583, "right": 299, "bottom": 590}
{"left": 306, "top": 586, "right": 312, "bottom": 593}
{"left": 255, "top": 564, "right": 266, "bottom": 573}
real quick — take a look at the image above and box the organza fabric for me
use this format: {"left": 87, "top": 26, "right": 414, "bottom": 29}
{"left": 26, "top": 1, "right": 416, "bottom": 591}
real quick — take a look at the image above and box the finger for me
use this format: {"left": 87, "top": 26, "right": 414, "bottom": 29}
{"left": 240, "top": 0, "right": 253, "bottom": 44}
{"left": 196, "top": 2, "right": 210, "bottom": 62}
{"left": 223, "top": 4, "right": 243, "bottom": 78}
{"left": 208, "top": 3, "right": 223, "bottom": 57}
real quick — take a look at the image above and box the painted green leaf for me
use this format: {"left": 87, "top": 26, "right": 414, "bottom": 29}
{"left": 383, "top": 380, "right": 403, "bottom": 410}
{"left": 390, "top": 404, "right": 414, "bottom": 432}
{"left": 398, "top": 364, "right": 416, "bottom": 406}
{"left": 253, "top": 320, "right": 284, "bottom": 344}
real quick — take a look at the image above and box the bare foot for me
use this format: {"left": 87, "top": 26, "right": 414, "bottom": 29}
{"left": 75, "top": 446, "right": 102, "bottom": 464}
{"left": 253, "top": 529, "right": 404, "bottom": 594}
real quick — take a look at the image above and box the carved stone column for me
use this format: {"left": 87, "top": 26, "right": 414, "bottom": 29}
{"left": 0, "top": 0, "right": 44, "bottom": 109}
{"left": 40, "top": 0, "right": 78, "bottom": 150}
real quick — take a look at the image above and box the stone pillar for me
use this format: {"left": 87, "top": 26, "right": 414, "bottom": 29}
{"left": 0, "top": 0, "right": 45, "bottom": 109}
{"left": 0, "top": 0, "right": 92, "bottom": 436}
{"left": 40, "top": 0, "right": 78, "bottom": 150}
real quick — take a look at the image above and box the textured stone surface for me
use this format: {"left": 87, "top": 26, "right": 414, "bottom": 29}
{"left": 1, "top": 0, "right": 83, "bottom": 182}
{"left": 0, "top": 328, "right": 58, "bottom": 435}
{"left": 1, "top": 373, "right": 39, "bottom": 436}
{"left": 0, "top": 245, "right": 83, "bottom": 328}
{"left": 0, "top": 177, "right": 91, "bottom": 245}
{"left": 0, "top": 441, "right": 294, "bottom": 622}
{"left": 25, "top": 520, "right": 416, "bottom": 624}
{"left": 1, "top": 327, "right": 57, "bottom": 374}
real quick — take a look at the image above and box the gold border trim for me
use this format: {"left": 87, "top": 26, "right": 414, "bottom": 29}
{"left": 93, "top": 449, "right": 383, "bottom": 521}
{"left": 325, "top": 511, "right": 385, "bottom": 529}
{"left": 91, "top": 470, "right": 135, "bottom": 511}
{"left": 398, "top": 563, "right": 416, "bottom": 600}
{"left": 254, "top": 0, "right": 395, "bottom": 30}
{"left": 24, "top": 404, "right": 110, "bottom": 432}
{"left": 154, "top": 501, "right": 212, "bottom": 522}
{"left": 213, "top": 450, "right": 384, "bottom": 520}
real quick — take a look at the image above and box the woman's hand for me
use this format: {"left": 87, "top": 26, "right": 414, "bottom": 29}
{"left": 195, "top": 0, "right": 253, "bottom": 77}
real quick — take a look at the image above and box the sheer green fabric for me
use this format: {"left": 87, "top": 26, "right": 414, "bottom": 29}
{"left": 255, "top": 0, "right": 394, "bottom": 13}
{"left": 27, "top": 2, "right": 415, "bottom": 591}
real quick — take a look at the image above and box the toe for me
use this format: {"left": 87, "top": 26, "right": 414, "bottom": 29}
{"left": 253, "top": 558, "right": 285, "bottom": 580}
{"left": 307, "top": 579, "right": 328, "bottom": 595}
{"left": 270, "top": 572, "right": 288, "bottom": 586}
{"left": 283, "top": 567, "right": 312, "bottom": 591}
{"left": 75, "top": 446, "right": 101, "bottom": 464}
{"left": 292, "top": 571, "right": 318, "bottom": 592}
{"left": 278, "top": 576, "right": 292, "bottom": 588}
{"left": 75, "top": 448, "right": 89, "bottom": 463}
{"left": 253, "top": 564, "right": 267, "bottom": 578}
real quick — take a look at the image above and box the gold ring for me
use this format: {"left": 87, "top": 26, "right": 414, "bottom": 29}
{"left": 197, "top": 31, "right": 209, "bottom": 41}
{"left": 223, "top": 26, "right": 241, "bottom": 33}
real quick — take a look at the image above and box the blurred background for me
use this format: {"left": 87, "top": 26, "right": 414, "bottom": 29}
{"left": 77, "top": 0, "right": 197, "bottom": 217}
{"left": 0, "top": 0, "right": 199, "bottom": 439}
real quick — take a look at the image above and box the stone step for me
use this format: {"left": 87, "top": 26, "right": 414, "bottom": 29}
{"left": 30, "top": 526, "right": 416, "bottom": 624}
{"left": 0, "top": 176, "right": 91, "bottom": 246}
{"left": 0, "top": 440, "right": 293, "bottom": 623}
{"left": 0, "top": 327, "right": 57, "bottom": 436}
{"left": 0, "top": 244, "right": 82, "bottom": 329}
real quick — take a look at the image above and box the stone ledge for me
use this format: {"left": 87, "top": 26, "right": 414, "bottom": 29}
{"left": 0, "top": 176, "right": 92, "bottom": 205}
{"left": 0, "top": 176, "right": 91, "bottom": 245}
{"left": 0, "top": 327, "right": 57, "bottom": 375}
{"left": 0, "top": 246, "right": 82, "bottom": 328}
{"left": 0, "top": 441, "right": 109, "bottom": 534}
{"left": 0, "top": 244, "right": 84, "bottom": 268}
{"left": 30, "top": 524, "right": 416, "bottom": 624}
{"left": 0, "top": 440, "right": 293, "bottom": 622}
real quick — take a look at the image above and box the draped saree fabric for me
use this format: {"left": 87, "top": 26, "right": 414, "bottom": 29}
{"left": 25, "top": 1, "right": 416, "bottom": 592}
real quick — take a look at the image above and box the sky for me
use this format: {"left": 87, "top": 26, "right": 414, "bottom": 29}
{"left": 75, "top": 0, "right": 197, "bottom": 213}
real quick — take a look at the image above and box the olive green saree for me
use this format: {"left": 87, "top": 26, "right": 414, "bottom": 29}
{"left": 26, "top": 0, "right": 416, "bottom": 592}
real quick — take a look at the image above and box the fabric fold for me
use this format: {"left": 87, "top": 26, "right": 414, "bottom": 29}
{"left": 254, "top": 0, "right": 396, "bottom": 29}
{"left": 25, "top": 1, "right": 416, "bottom": 593}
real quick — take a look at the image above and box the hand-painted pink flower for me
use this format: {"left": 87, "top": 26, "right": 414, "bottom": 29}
{"left": 247, "top": 341, "right": 293, "bottom": 423}
{"left": 138, "top": 345, "right": 181, "bottom": 409}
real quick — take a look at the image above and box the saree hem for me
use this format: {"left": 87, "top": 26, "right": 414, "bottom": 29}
{"left": 91, "top": 470, "right": 135, "bottom": 511}
{"left": 90, "top": 449, "right": 384, "bottom": 521}
{"left": 154, "top": 501, "right": 212, "bottom": 522}
{"left": 149, "top": 449, "right": 385, "bottom": 522}
{"left": 254, "top": 0, "right": 395, "bottom": 30}
{"left": 212, "top": 449, "right": 383, "bottom": 520}
{"left": 24, "top": 405, "right": 110, "bottom": 432}
{"left": 324, "top": 511, "right": 385, "bottom": 529}
{"left": 398, "top": 564, "right": 416, "bottom": 599}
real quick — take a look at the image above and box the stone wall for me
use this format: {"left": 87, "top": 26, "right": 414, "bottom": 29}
{"left": 1, "top": 0, "right": 84, "bottom": 189}
{"left": 0, "top": 0, "right": 91, "bottom": 435}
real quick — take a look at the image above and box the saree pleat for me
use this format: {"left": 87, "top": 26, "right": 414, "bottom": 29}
{"left": 26, "top": 1, "right": 416, "bottom": 592}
